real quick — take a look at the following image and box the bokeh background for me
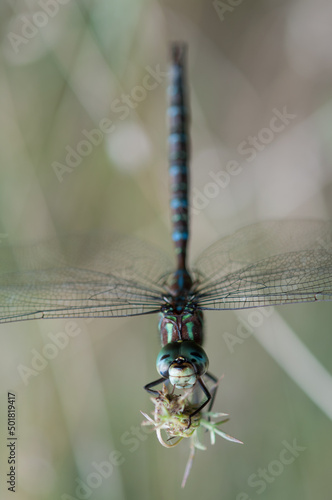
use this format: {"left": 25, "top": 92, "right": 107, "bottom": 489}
{"left": 0, "top": 0, "right": 332, "bottom": 499}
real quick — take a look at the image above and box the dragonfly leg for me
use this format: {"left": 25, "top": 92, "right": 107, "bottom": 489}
{"left": 144, "top": 377, "right": 166, "bottom": 396}
{"left": 204, "top": 371, "right": 219, "bottom": 412}
{"left": 184, "top": 377, "right": 212, "bottom": 429}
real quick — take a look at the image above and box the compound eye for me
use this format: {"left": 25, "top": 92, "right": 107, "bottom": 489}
{"left": 156, "top": 343, "right": 181, "bottom": 378}
{"left": 180, "top": 341, "right": 209, "bottom": 376}
{"left": 190, "top": 351, "right": 203, "bottom": 359}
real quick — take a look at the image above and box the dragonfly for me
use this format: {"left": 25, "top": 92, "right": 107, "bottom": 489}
{"left": 1, "top": 43, "right": 332, "bottom": 418}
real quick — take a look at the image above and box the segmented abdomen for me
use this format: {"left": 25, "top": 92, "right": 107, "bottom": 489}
{"left": 168, "top": 43, "right": 190, "bottom": 271}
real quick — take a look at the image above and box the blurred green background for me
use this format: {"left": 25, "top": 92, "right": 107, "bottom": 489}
{"left": 0, "top": 0, "right": 332, "bottom": 499}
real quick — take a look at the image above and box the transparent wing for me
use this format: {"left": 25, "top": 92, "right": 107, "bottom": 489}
{"left": 0, "top": 233, "right": 173, "bottom": 323}
{"left": 192, "top": 221, "right": 332, "bottom": 310}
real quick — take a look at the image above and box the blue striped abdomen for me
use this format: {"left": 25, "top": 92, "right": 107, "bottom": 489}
{"left": 168, "top": 43, "right": 190, "bottom": 272}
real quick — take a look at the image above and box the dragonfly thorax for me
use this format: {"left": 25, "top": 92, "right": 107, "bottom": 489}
{"left": 156, "top": 340, "right": 209, "bottom": 389}
{"left": 158, "top": 306, "right": 204, "bottom": 345}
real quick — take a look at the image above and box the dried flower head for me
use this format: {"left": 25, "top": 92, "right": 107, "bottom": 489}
{"left": 141, "top": 383, "right": 243, "bottom": 487}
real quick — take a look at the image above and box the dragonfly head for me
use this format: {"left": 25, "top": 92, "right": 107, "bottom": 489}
{"left": 156, "top": 340, "right": 208, "bottom": 389}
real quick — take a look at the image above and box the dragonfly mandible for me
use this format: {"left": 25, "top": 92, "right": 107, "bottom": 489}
{"left": 1, "top": 43, "right": 332, "bottom": 418}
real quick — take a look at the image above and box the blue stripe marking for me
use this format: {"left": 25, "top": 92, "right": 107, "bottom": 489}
{"left": 169, "top": 165, "right": 187, "bottom": 175}
{"left": 168, "top": 86, "right": 181, "bottom": 97}
{"left": 170, "top": 66, "right": 182, "bottom": 78}
{"left": 172, "top": 231, "right": 188, "bottom": 241}
{"left": 175, "top": 270, "right": 185, "bottom": 289}
{"left": 167, "top": 105, "right": 186, "bottom": 117}
{"left": 171, "top": 183, "right": 187, "bottom": 192}
{"left": 169, "top": 133, "right": 187, "bottom": 144}
{"left": 170, "top": 151, "right": 187, "bottom": 161}
{"left": 170, "top": 198, "right": 188, "bottom": 208}
{"left": 172, "top": 213, "right": 188, "bottom": 222}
